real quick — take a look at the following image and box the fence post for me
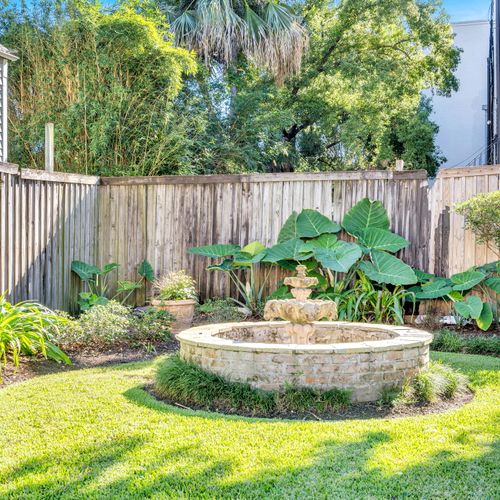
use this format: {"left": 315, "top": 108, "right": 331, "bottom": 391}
{"left": 45, "top": 122, "right": 54, "bottom": 172}
{"left": 395, "top": 159, "right": 405, "bottom": 171}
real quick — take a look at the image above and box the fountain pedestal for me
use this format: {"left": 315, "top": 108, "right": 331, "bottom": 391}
{"left": 264, "top": 265, "right": 337, "bottom": 343}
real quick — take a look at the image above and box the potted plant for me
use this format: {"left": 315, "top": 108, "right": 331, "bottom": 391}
{"left": 151, "top": 270, "right": 197, "bottom": 328}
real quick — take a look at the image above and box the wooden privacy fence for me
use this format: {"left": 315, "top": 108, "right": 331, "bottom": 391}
{"left": 1, "top": 162, "right": 499, "bottom": 311}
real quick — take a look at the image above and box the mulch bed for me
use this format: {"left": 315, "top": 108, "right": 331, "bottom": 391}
{"left": 0, "top": 338, "right": 179, "bottom": 388}
{"left": 147, "top": 386, "right": 474, "bottom": 421}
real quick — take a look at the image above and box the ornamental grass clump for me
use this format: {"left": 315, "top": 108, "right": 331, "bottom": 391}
{"left": 155, "top": 354, "right": 351, "bottom": 415}
{"left": 0, "top": 292, "right": 71, "bottom": 375}
{"left": 153, "top": 271, "right": 197, "bottom": 301}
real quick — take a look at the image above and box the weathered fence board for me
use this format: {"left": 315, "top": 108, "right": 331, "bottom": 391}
{"left": 1, "top": 163, "right": 498, "bottom": 310}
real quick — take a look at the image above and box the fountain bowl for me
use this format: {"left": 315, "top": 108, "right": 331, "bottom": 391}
{"left": 177, "top": 321, "right": 433, "bottom": 402}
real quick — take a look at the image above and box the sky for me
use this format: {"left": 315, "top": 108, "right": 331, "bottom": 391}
{"left": 442, "top": 0, "right": 491, "bottom": 22}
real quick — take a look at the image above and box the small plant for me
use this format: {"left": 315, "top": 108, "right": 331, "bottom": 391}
{"left": 382, "top": 362, "right": 469, "bottom": 406}
{"left": 196, "top": 298, "right": 246, "bottom": 323}
{"left": 153, "top": 270, "right": 197, "bottom": 301}
{"left": 71, "top": 259, "right": 154, "bottom": 311}
{"left": 455, "top": 191, "right": 500, "bottom": 251}
{"left": 0, "top": 292, "right": 71, "bottom": 376}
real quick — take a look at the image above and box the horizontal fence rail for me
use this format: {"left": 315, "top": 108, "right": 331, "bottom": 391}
{"left": 1, "top": 162, "right": 498, "bottom": 310}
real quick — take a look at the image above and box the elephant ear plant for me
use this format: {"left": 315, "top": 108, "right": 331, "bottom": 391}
{"left": 408, "top": 261, "right": 499, "bottom": 331}
{"left": 189, "top": 241, "right": 270, "bottom": 316}
{"left": 71, "top": 259, "right": 154, "bottom": 311}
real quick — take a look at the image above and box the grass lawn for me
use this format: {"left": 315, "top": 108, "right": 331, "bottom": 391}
{"left": 1, "top": 352, "right": 499, "bottom": 499}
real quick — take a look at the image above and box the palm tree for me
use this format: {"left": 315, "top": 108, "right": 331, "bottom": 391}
{"left": 163, "top": 0, "right": 308, "bottom": 84}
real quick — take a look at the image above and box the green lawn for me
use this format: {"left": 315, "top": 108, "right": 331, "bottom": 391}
{"left": 1, "top": 352, "right": 499, "bottom": 499}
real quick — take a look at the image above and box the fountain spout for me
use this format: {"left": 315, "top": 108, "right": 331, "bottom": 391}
{"left": 264, "top": 265, "right": 337, "bottom": 343}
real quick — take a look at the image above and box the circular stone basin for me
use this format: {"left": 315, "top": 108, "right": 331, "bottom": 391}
{"left": 177, "top": 322, "right": 433, "bottom": 402}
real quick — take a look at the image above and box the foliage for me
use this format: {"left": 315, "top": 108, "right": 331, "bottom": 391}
{"left": 1, "top": 0, "right": 196, "bottom": 176}
{"left": 153, "top": 270, "right": 197, "bottom": 301}
{"left": 0, "top": 352, "right": 499, "bottom": 497}
{"left": 155, "top": 354, "right": 351, "bottom": 414}
{"left": 129, "top": 307, "right": 174, "bottom": 345}
{"left": 1, "top": 0, "right": 459, "bottom": 176}
{"left": 196, "top": 298, "right": 246, "bottom": 322}
{"left": 455, "top": 191, "right": 500, "bottom": 251}
{"left": 52, "top": 303, "right": 173, "bottom": 348}
{"left": 162, "top": 0, "right": 308, "bottom": 84}
{"left": 71, "top": 259, "right": 154, "bottom": 311}
{"left": 432, "top": 330, "right": 500, "bottom": 357}
{"left": 189, "top": 241, "right": 269, "bottom": 315}
{"left": 317, "top": 272, "right": 414, "bottom": 325}
{"left": 65, "top": 301, "right": 133, "bottom": 346}
{"left": 0, "top": 292, "right": 71, "bottom": 375}
{"left": 409, "top": 261, "right": 499, "bottom": 331}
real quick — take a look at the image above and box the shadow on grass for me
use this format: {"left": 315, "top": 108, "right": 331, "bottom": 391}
{"left": 3, "top": 430, "right": 497, "bottom": 499}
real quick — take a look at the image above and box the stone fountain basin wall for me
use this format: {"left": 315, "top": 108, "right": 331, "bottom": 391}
{"left": 177, "top": 322, "right": 433, "bottom": 402}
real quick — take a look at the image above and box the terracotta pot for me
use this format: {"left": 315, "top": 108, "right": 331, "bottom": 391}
{"left": 151, "top": 298, "right": 196, "bottom": 330}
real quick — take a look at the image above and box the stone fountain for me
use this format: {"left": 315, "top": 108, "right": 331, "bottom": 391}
{"left": 177, "top": 266, "right": 433, "bottom": 402}
{"left": 263, "top": 265, "right": 337, "bottom": 343}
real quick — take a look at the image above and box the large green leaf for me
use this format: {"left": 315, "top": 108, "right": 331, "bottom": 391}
{"left": 357, "top": 228, "right": 409, "bottom": 253}
{"left": 102, "top": 263, "right": 119, "bottom": 275}
{"left": 302, "top": 233, "right": 338, "bottom": 251}
{"left": 278, "top": 211, "right": 299, "bottom": 242}
{"left": 450, "top": 270, "right": 486, "bottom": 291}
{"left": 263, "top": 238, "right": 312, "bottom": 263}
{"left": 476, "top": 261, "right": 500, "bottom": 274}
{"left": 414, "top": 279, "right": 453, "bottom": 300}
{"left": 296, "top": 209, "right": 341, "bottom": 238}
{"left": 485, "top": 277, "right": 500, "bottom": 293}
{"left": 414, "top": 269, "right": 435, "bottom": 283}
{"left": 138, "top": 259, "right": 154, "bottom": 282}
{"left": 207, "top": 259, "right": 234, "bottom": 271}
{"left": 342, "top": 198, "right": 390, "bottom": 237}
{"left": 454, "top": 295, "right": 483, "bottom": 320}
{"left": 189, "top": 244, "right": 241, "bottom": 258}
{"left": 71, "top": 260, "right": 101, "bottom": 281}
{"left": 313, "top": 241, "right": 362, "bottom": 273}
{"left": 241, "top": 241, "right": 266, "bottom": 257}
{"left": 359, "top": 250, "right": 417, "bottom": 285}
{"left": 477, "top": 302, "right": 493, "bottom": 331}
{"left": 233, "top": 250, "right": 266, "bottom": 267}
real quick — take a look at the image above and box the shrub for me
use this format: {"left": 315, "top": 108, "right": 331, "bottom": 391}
{"left": 432, "top": 329, "right": 500, "bottom": 356}
{"left": 130, "top": 307, "right": 173, "bottom": 343}
{"left": 65, "top": 301, "right": 132, "bottom": 346}
{"left": 455, "top": 191, "right": 500, "bottom": 249}
{"left": 155, "top": 355, "right": 351, "bottom": 414}
{"left": 0, "top": 293, "right": 71, "bottom": 374}
{"left": 196, "top": 298, "right": 246, "bottom": 323}
{"left": 153, "top": 271, "right": 197, "bottom": 301}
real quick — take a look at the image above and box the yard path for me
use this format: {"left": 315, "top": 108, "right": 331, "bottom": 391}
{"left": 0, "top": 353, "right": 499, "bottom": 499}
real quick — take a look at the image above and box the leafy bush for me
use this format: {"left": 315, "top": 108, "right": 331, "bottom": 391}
{"left": 153, "top": 271, "right": 197, "bottom": 301}
{"left": 196, "top": 298, "right": 246, "bottom": 323}
{"left": 0, "top": 293, "right": 71, "bottom": 374}
{"left": 54, "top": 302, "right": 174, "bottom": 349}
{"left": 455, "top": 191, "right": 500, "bottom": 249}
{"left": 155, "top": 355, "right": 351, "bottom": 414}
{"left": 130, "top": 307, "right": 174, "bottom": 344}
{"left": 432, "top": 329, "right": 500, "bottom": 356}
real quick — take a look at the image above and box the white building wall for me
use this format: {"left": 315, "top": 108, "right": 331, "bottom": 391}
{"left": 429, "top": 20, "right": 490, "bottom": 167}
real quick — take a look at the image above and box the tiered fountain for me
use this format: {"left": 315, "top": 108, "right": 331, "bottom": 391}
{"left": 178, "top": 266, "right": 432, "bottom": 402}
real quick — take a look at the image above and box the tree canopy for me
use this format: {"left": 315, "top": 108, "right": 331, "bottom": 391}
{"left": 0, "top": 0, "right": 460, "bottom": 176}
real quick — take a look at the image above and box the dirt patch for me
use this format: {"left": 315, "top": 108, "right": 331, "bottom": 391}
{"left": 1, "top": 338, "right": 179, "bottom": 388}
{"left": 146, "top": 386, "right": 474, "bottom": 421}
